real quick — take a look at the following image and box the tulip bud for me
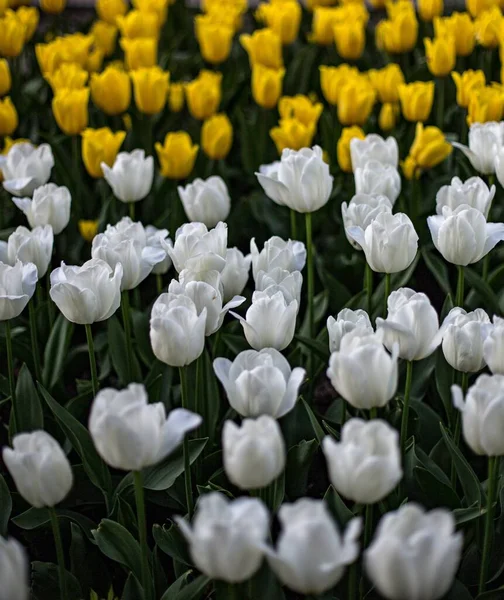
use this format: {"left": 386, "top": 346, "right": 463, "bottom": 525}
{"left": 424, "top": 36, "right": 457, "bottom": 77}
{"left": 452, "top": 70, "right": 486, "bottom": 108}
{"left": 214, "top": 347, "right": 305, "bottom": 418}
{"left": 117, "top": 9, "right": 160, "bottom": 39}
{"left": 101, "top": 149, "right": 154, "bottom": 203}
{"left": 255, "top": 267, "right": 302, "bottom": 306}
{"left": 96, "top": 0, "right": 127, "bottom": 24}
{"left": 341, "top": 194, "right": 393, "bottom": 250}
{"left": 0, "top": 59, "right": 11, "bottom": 97}
{"left": 16, "top": 8, "right": 39, "bottom": 43}
{"left": 155, "top": 132, "right": 199, "bottom": 180}
{"left": 0, "top": 142, "right": 54, "bottom": 197}
{"left": 398, "top": 81, "right": 435, "bottom": 122}
{"left": 78, "top": 219, "right": 99, "bottom": 243}
{"left": 368, "top": 64, "right": 404, "bottom": 104}
{"left": 0, "top": 13, "right": 26, "bottom": 57}
{"left": 176, "top": 492, "right": 269, "bottom": 583}
{"left": 178, "top": 176, "right": 230, "bottom": 227}
{"left": 441, "top": 308, "right": 491, "bottom": 373}
{"left": 90, "top": 66, "right": 131, "bottom": 116}
{"left": 319, "top": 64, "right": 360, "bottom": 105}
{"left": 201, "top": 113, "right": 233, "bottom": 160}
{"left": 354, "top": 160, "right": 401, "bottom": 206}
{"left": 453, "top": 121, "right": 504, "bottom": 174}
{"left": 12, "top": 184, "right": 71, "bottom": 234}
{"left": 3, "top": 431, "right": 73, "bottom": 508}
{"left": 0, "top": 260, "right": 37, "bottom": 320}
{"left": 338, "top": 79, "right": 376, "bottom": 126}
{"left": 333, "top": 21, "right": 365, "bottom": 60}
{"left": 90, "top": 20, "right": 118, "bottom": 56}
{"left": 365, "top": 504, "right": 463, "bottom": 600}
{"left": 418, "top": 0, "right": 443, "bottom": 20}
{"left": 278, "top": 94, "right": 323, "bottom": 127}
{"left": 52, "top": 88, "right": 89, "bottom": 136}
{"left": 40, "top": 0, "right": 66, "bottom": 14}
{"left": 375, "top": 11, "right": 418, "bottom": 54}
{"left": 401, "top": 122, "right": 452, "bottom": 179}
{"left": 251, "top": 65, "right": 285, "bottom": 109}
{"left": 120, "top": 37, "right": 158, "bottom": 70}
{"left": 337, "top": 126, "right": 365, "bottom": 173}
{"left": 350, "top": 134, "right": 399, "bottom": 171}
{"left": 327, "top": 308, "right": 373, "bottom": 352}
{"left": 195, "top": 16, "right": 234, "bottom": 64}
{"left": 266, "top": 498, "right": 362, "bottom": 595}
{"left": 168, "top": 82, "right": 184, "bottom": 112}
{"left": 255, "top": 0, "right": 301, "bottom": 45}
{"left": 378, "top": 102, "right": 400, "bottom": 131}
{"left": 436, "top": 176, "right": 494, "bottom": 218}
{"left": 309, "top": 7, "right": 340, "bottom": 45}
{"left": 0, "top": 97, "right": 17, "bottom": 136}
{"left": 7, "top": 225, "right": 53, "bottom": 277}
{"left": 167, "top": 221, "right": 228, "bottom": 274}
{"left": 250, "top": 236, "right": 305, "bottom": 282}
{"left": 240, "top": 28, "right": 284, "bottom": 69}
{"left": 0, "top": 536, "right": 29, "bottom": 600}
{"left": 81, "top": 127, "right": 126, "bottom": 178}
{"left": 270, "top": 118, "right": 316, "bottom": 154}
{"left": 130, "top": 66, "right": 169, "bottom": 115}
{"left": 483, "top": 316, "right": 504, "bottom": 374}
{"left": 220, "top": 248, "right": 251, "bottom": 301}
{"left": 185, "top": 70, "right": 222, "bottom": 120}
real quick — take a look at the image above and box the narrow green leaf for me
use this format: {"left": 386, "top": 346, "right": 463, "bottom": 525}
{"left": 0, "top": 474, "right": 11, "bottom": 536}
{"left": 285, "top": 439, "right": 317, "bottom": 499}
{"left": 465, "top": 267, "right": 501, "bottom": 315}
{"left": 422, "top": 248, "right": 452, "bottom": 297}
{"left": 161, "top": 574, "right": 211, "bottom": 600}
{"left": 15, "top": 364, "right": 44, "bottom": 432}
{"left": 294, "top": 335, "right": 329, "bottom": 362}
{"left": 324, "top": 485, "right": 355, "bottom": 526}
{"left": 153, "top": 522, "right": 191, "bottom": 566}
{"left": 107, "top": 316, "right": 142, "bottom": 385}
{"left": 300, "top": 397, "right": 325, "bottom": 445}
{"left": 42, "top": 314, "right": 74, "bottom": 390}
{"left": 93, "top": 519, "right": 143, "bottom": 582}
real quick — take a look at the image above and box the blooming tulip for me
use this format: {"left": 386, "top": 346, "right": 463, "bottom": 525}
{"left": 130, "top": 66, "right": 169, "bottom": 115}
{"left": 16, "top": 8, "right": 39, "bottom": 43}
{"left": 155, "top": 132, "right": 199, "bottom": 180}
{"left": 441, "top": 308, "right": 491, "bottom": 373}
{"left": 327, "top": 308, "right": 373, "bottom": 352}
{"left": 220, "top": 248, "right": 251, "bottom": 301}
{"left": 254, "top": 268, "right": 302, "bottom": 306}
{"left": 436, "top": 176, "right": 494, "bottom": 217}
{"left": 333, "top": 21, "right": 365, "bottom": 60}
{"left": 467, "top": 86, "right": 504, "bottom": 126}
{"left": 0, "top": 59, "right": 11, "bottom": 96}
{"left": 418, "top": 0, "right": 443, "bottom": 21}
{"left": 0, "top": 260, "right": 37, "bottom": 320}
{"left": 96, "top": 0, "right": 127, "bottom": 23}
{"left": 0, "top": 536, "right": 29, "bottom": 600}
{"left": 493, "top": 145, "right": 504, "bottom": 189}
{"left": 270, "top": 118, "right": 316, "bottom": 153}
{"left": 483, "top": 316, "right": 504, "bottom": 374}
{"left": 251, "top": 65, "right": 285, "bottom": 109}
{"left": 256, "top": 0, "right": 301, "bottom": 45}
{"left": 338, "top": 79, "right": 376, "bottom": 126}
{"left": 319, "top": 64, "right": 360, "bottom": 105}
{"left": 375, "top": 11, "right": 418, "bottom": 54}
{"left": 341, "top": 193, "right": 392, "bottom": 250}
{"left": 452, "top": 121, "right": 504, "bottom": 174}
{"left": 424, "top": 36, "right": 456, "bottom": 77}
{"left": 116, "top": 9, "right": 159, "bottom": 39}
{"left": 178, "top": 176, "right": 230, "bottom": 227}
{"left": 120, "top": 37, "right": 157, "bottom": 70}
{"left": 354, "top": 160, "right": 401, "bottom": 205}
{"left": 185, "top": 70, "right": 222, "bottom": 120}
{"left": 12, "top": 184, "right": 71, "bottom": 234}
{"left": 81, "top": 128, "right": 126, "bottom": 178}
{"left": 401, "top": 123, "right": 452, "bottom": 180}
{"left": 436, "top": 12, "right": 475, "bottom": 56}
{"left": 250, "top": 236, "right": 306, "bottom": 280}
{"left": 201, "top": 113, "right": 233, "bottom": 160}
{"left": 398, "top": 81, "right": 435, "bottom": 122}
{"left": 7, "top": 225, "right": 53, "bottom": 277}
{"left": 379, "top": 103, "right": 400, "bottom": 131}
{"left": 0, "top": 14, "right": 26, "bottom": 57}
{"left": 350, "top": 134, "right": 399, "bottom": 171}
{"left": 167, "top": 221, "right": 227, "bottom": 274}
{"left": 90, "top": 66, "right": 131, "bottom": 116}
{"left": 368, "top": 64, "right": 404, "bottom": 104}
{"left": 90, "top": 20, "right": 118, "bottom": 56}
{"left": 52, "top": 88, "right": 89, "bottom": 136}
{"left": 101, "top": 150, "right": 154, "bottom": 203}
{"left": 240, "top": 28, "right": 283, "bottom": 69}
{"left": 0, "top": 142, "right": 54, "bottom": 197}
{"left": 145, "top": 226, "right": 171, "bottom": 275}
{"left": 195, "top": 15, "right": 234, "bottom": 64}
{"left": 44, "top": 63, "right": 88, "bottom": 93}
{"left": 0, "top": 97, "right": 17, "bottom": 136}
{"left": 168, "top": 82, "right": 184, "bottom": 112}
{"left": 452, "top": 70, "right": 486, "bottom": 108}
{"left": 337, "top": 126, "right": 365, "bottom": 173}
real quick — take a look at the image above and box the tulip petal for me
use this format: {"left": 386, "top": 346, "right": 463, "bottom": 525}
{"left": 156, "top": 408, "right": 202, "bottom": 462}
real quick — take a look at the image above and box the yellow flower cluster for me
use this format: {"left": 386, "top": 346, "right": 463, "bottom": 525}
{"left": 271, "top": 95, "right": 323, "bottom": 153}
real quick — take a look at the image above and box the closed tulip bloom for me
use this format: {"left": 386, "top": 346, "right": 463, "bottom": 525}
{"left": 350, "top": 134, "right": 399, "bottom": 171}
{"left": 168, "top": 221, "right": 227, "bottom": 273}
{"left": 201, "top": 113, "right": 233, "bottom": 160}
{"left": 441, "top": 308, "right": 491, "bottom": 373}
{"left": 256, "top": 0, "right": 301, "bottom": 44}
{"left": 402, "top": 123, "right": 452, "bottom": 180}
{"left": 333, "top": 21, "right": 365, "bottom": 60}
{"left": 278, "top": 95, "right": 323, "bottom": 127}
{"left": 376, "top": 288, "right": 442, "bottom": 361}
{"left": 378, "top": 102, "right": 400, "bottom": 131}
{"left": 398, "top": 81, "right": 435, "bottom": 122}
{"left": 368, "top": 64, "right": 404, "bottom": 104}
{"left": 0, "top": 142, "right": 54, "bottom": 197}
{"left": 252, "top": 65, "right": 285, "bottom": 109}
{"left": 117, "top": 9, "right": 159, "bottom": 39}
{"left": 337, "top": 126, "right": 365, "bottom": 173}
{"left": 3, "top": 431, "right": 73, "bottom": 508}
{"left": 375, "top": 12, "right": 418, "bottom": 54}
{"left": 483, "top": 316, "right": 504, "bottom": 374}
{"left": 474, "top": 6, "right": 502, "bottom": 47}
{"left": 365, "top": 504, "right": 463, "bottom": 600}
{"left": 40, "top": 0, "right": 65, "bottom": 13}
{"left": 185, "top": 70, "right": 222, "bottom": 120}
{"left": 270, "top": 118, "right": 316, "bottom": 154}
{"left": 168, "top": 82, "right": 184, "bottom": 112}
{"left": 90, "top": 20, "right": 117, "bottom": 56}
{"left": 250, "top": 236, "right": 306, "bottom": 280}
{"left": 16, "top": 8, "right": 39, "bottom": 43}
{"left": 327, "top": 308, "right": 373, "bottom": 352}
{"left": 45, "top": 63, "right": 89, "bottom": 93}
{"left": 452, "top": 70, "right": 486, "bottom": 108}
{"left": 176, "top": 492, "right": 269, "bottom": 583}
{"left": 7, "top": 225, "right": 53, "bottom": 277}
{"left": 435, "top": 12, "right": 475, "bottom": 56}
{"left": 418, "top": 0, "right": 443, "bottom": 20}
{"left": 90, "top": 66, "right": 131, "bottom": 116}
{"left": 354, "top": 160, "right": 401, "bottom": 205}
{"left": 0, "top": 260, "right": 37, "bottom": 320}
{"left": 78, "top": 219, "right": 99, "bottom": 242}
{"left": 0, "top": 59, "right": 11, "bottom": 96}
{"left": 338, "top": 80, "right": 376, "bottom": 126}
{"left": 0, "top": 97, "right": 17, "bottom": 136}
{"left": 424, "top": 36, "right": 456, "bottom": 77}
{"left": 220, "top": 248, "right": 251, "bottom": 301}
{"left": 120, "top": 37, "right": 157, "bottom": 70}
{"left": 0, "top": 536, "right": 29, "bottom": 600}
{"left": 254, "top": 268, "right": 302, "bottom": 306}
{"left": 130, "top": 66, "right": 169, "bottom": 115}
{"left": 240, "top": 28, "right": 283, "bottom": 69}
{"left": 96, "top": 0, "right": 127, "bottom": 23}
{"left": 178, "top": 176, "right": 230, "bottom": 227}
{"left": 214, "top": 348, "right": 305, "bottom": 418}
{"left": 133, "top": 0, "right": 169, "bottom": 23}
{"left": 52, "top": 88, "right": 89, "bottom": 136}
{"left": 81, "top": 128, "right": 125, "bottom": 178}
{"left": 102, "top": 149, "right": 154, "bottom": 203}
{"left": 319, "top": 64, "right": 360, "bottom": 105}
{"left": 195, "top": 16, "right": 234, "bottom": 64}
{"left": 467, "top": 0, "right": 498, "bottom": 16}
{"left": 342, "top": 194, "right": 392, "bottom": 250}
{"left": 436, "top": 176, "right": 494, "bottom": 218}
{"left": 0, "top": 13, "right": 26, "bottom": 57}
{"left": 266, "top": 499, "right": 362, "bottom": 595}
{"left": 155, "top": 132, "right": 199, "bottom": 180}
{"left": 467, "top": 86, "right": 504, "bottom": 126}
{"left": 12, "top": 184, "right": 71, "bottom": 234}
{"left": 453, "top": 121, "right": 504, "bottom": 174}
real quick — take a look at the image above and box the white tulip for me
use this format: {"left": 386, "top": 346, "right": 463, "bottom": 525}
{"left": 365, "top": 504, "right": 463, "bottom": 600}
{"left": 327, "top": 308, "right": 373, "bottom": 353}
{"left": 376, "top": 288, "right": 442, "bottom": 361}
{"left": 258, "top": 160, "right": 281, "bottom": 177}
{"left": 50, "top": 259, "right": 123, "bottom": 325}
{"left": 145, "top": 225, "right": 172, "bottom": 275}
{"left": 341, "top": 193, "right": 393, "bottom": 250}
{"left": 7, "top": 225, "right": 53, "bottom": 277}
{"left": 0, "top": 537, "right": 29, "bottom": 600}
{"left": 323, "top": 419, "right": 402, "bottom": 504}
{"left": 0, "top": 143, "right": 54, "bottom": 197}
{"left": 101, "top": 149, "right": 154, "bottom": 203}
{"left": 220, "top": 248, "right": 251, "bottom": 302}
{"left": 452, "top": 374, "right": 504, "bottom": 455}
{"left": 223, "top": 416, "right": 286, "bottom": 489}
{"left": 150, "top": 293, "right": 207, "bottom": 366}
{"left": 327, "top": 330, "right": 398, "bottom": 409}
{"left": 350, "top": 134, "right": 399, "bottom": 170}
{"left": 254, "top": 268, "right": 303, "bottom": 306}
{"left": 354, "top": 160, "right": 401, "bottom": 205}
{"left": 494, "top": 145, "right": 504, "bottom": 189}
{"left": 12, "top": 184, "right": 71, "bottom": 234}
{"left": 250, "top": 236, "right": 306, "bottom": 281}
{"left": 435, "top": 176, "right": 495, "bottom": 218}
{"left": 3, "top": 431, "right": 73, "bottom": 508}
{"left": 452, "top": 121, "right": 504, "bottom": 174}
{"left": 178, "top": 176, "right": 231, "bottom": 227}
{"left": 89, "top": 383, "right": 201, "bottom": 471}
{"left": 483, "top": 316, "right": 504, "bottom": 374}
{"left": 213, "top": 348, "right": 305, "bottom": 418}
{"left": 265, "top": 498, "right": 362, "bottom": 595}
{"left": 175, "top": 492, "right": 269, "bottom": 583}
{"left": 0, "top": 260, "right": 38, "bottom": 320}
{"left": 167, "top": 221, "right": 227, "bottom": 274}
{"left": 347, "top": 212, "right": 418, "bottom": 274}
{"left": 91, "top": 217, "right": 165, "bottom": 290}
{"left": 441, "top": 307, "right": 491, "bottom": 373}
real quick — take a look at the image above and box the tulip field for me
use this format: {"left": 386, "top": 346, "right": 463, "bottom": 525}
{"left": 4, "top": 0, "right": 504, "bottom": 598}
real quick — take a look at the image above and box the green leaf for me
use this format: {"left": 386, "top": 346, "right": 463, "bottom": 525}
{"left": 475, "top": 588, "right": 504, "bottom": 599}
{"left": 31, "top": 561, "right": 82, "bottom": 600}
{"left": 15, "top": 363, "right": 44, "bottom": 432}
{"left": 12, "top": 507, "right": 96, "bottom": 540}
{"left": 42, "top": 314, "right": 74, "bottom": 390}
{"left": 294, "top": 335, "right": 329, "bottom": 362}
{"left": 454, "top": 503, "right": 489, "bottom": 525}
{"left": 300, "top": 397, "right": 325, "bottom": 445}
{"left": 153, "top": 522, "right": 191, "bottom": 566}
{"left": 107, "top": 316, "right": 142, "bottom": 385}
{"left": 465, "top": 267, "right": 501, "bottom": 315}
{"left": 121, "top": 573, "right": 144, "bottom": 600}
{"left": 160, "top": 571, "right": 193, "bottom": 598}
{"left": 0, "top": 474, "right": 11, "bottom": 536}
{"left": 93, "top": 519, "right": 143, "bottom": 582}
{"left": 414, "top": 467, "right": 459, "bottom": 509}
{"left": 285, "top": 439, "right": 317, "bottom": 499}
{"left": 160, "top": 574, "right": 211, "bottom": 600}
{"left": 422, "top": 248, "right": 452, "bottom": 297}
{"left": 324, "top": 485, "right": 355, "bottom": 526}
{"left": 435, "top": 349, "right": 455, "bottom": 425}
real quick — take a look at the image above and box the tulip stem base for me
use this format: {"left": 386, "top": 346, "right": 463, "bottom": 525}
{"left": 156, "top": 273, "right": 163, "bottom": 295}
{"left": 456, "top": 265, "right": 465, "bottom": 308}
{"left": 305, "top": 212, "right": 315, "bottom": 378}
{"left": 400, "top": 360, "right": 413, "bottom": 454}
{"left": 129, "top": 202, "right": 135, "bottom": 221}
{"left": 480, "top": 456, "right": 499, "bottom": 594}
{"left": 365, "top": 263, "right": 372, "bottom": 316}
{"left": 50, "top": 508, "right": 68, "bottom": 600}
{"left": 29, "top": 300, "right": 42, "bottom": 383}
{"left": 5, "top": 320, "right": 17, "bottom": 432}
{"left": 133, "top": 471, "right": 152, "bottom": 600}
{"left": 290, "top": 209, "right": 297, "bottom": 240}
{"left": 121, "top": 291, "right": 134, "bottom": 384}
{"left": 179, "top": 367, "right": 194, "bottom": 520}
{"left": 383, "top": 273, "right": 391, "bottom": 317}
{"left": 84, "top": 324, "right": 99, "bottom": 397}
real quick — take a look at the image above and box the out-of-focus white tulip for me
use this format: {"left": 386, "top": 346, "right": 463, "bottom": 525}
{"left": 427, "top": 205, "right": 504, "bottom": 266}
{"left": 145, "top": 225, "right": 172, "bottom": 275}
{"left": 0, "top": 143, "right": 54, "bottom": 197}
{"left": 365, "top": 504, "right": 463, "bottom": 600}
{"left": 347, "top": 212, "right": 418, "bottom": 274}
{"left": 167, "top": 221, "right": 228, "bottom": 274}
{"left": 452, "top": 374, "right": 504, "bottom": 455}
{"left": 89, "top": 383, "right": 201, "bottom": 471}
{"left": 441, "top": 307, "right": 491, "bottom": 373}
{"left": 178, "top": 176, "right": 231, "bottom": 227}
{"left": 435, "top": 176, "right": 495, "bottom": 218}
{"left": 483, "top": 316, "right": 504, "bottom": 374}
{"left": 376, "top": 288, "right": 442, "bottom": 361}
{"left": 0, "top": 536, "right": 29, "bottom": 600}
{"left": 7, "top": 225, "right": 53, "bottom": 277}
{"left": 323, "top": 419, "right": 402, "bottom": 504}
{"left": 256, "top": 146, "right": 333, "bottom": 213}
{"left": 250, "top": 236, "right": 306, "bottom": 281}
{"left": 91, "top": 217, "right": 165, "bottom": 290}
{"left": 452, "top": 121, "right": 504, "bottom": 174}
{"left": 101, "top": 150, "right": 154, "bottom": 203}
{"left": 220, "top": 248, "right": 251, "bottom": 302}
{"left": 0, "top": 260, "right": 38, "bottom": 320}
{"left": 327, "top": 330, "right": 398, "bottom": 409}
{"left": 49, "top": 259, "right": 123, "bottom": 325}
{"left": 3, "top": 431, "right": 73, "bottom": 508}
{"left": 12, "top": 184, "right": 71, "bottom": 234}
{"left": 175, "top": 492, "right": 269, "bottom": 583}
{"left": 258, "top": 161, "right": 280, "bottom": 177}
{"left": 254, "top": 268, "right": 303, "bottom": 306}
{"left": 354, "top": 160, "right": 401, "bottom": 205}
{"left": 327, "top": 308, "right": 373, "bottom": 353}
{"left": 350, "top": 134, "right": 399, "bottom": 170}
{"left": 223, "top": 416, "right": 285, "bottom": 489}
{"left": 265, "top": 498, "right": 362, "bottom": 595}
{"left": 341, "top": 193, "right": 393, "bottom": 250}
{"left": 150, "top": 293, "right": 207, "bottom": 367}
{"left": 214, "top": 348, "right": 305, "bottom": 418}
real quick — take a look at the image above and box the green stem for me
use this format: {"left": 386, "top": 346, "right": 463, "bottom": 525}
{"left": 46, "top": 272, "right": 54, "bottom": 328}
{"left": 451, "top": 371, "right": 468, "bottom": 488}
{"left": 129, "top": 202, "right": 135, "bottom": 221}
{"left": 133, "top": 471, "right": 152, "bottom": 600}
{"left": 50, "top": 508, "right": 68, "bottom": 600}
{"left": 306, "top": 212, "right": 315, "bottom": 377}
{"left": 369, "top": 407, "right": 377, "bottom": 420}
{"left": 5, "top": 320, "right": 18, "bottom": 432}
{"left": 179, "top": 367, "right": 194, "bottom": 519}
{"left": 400, "top": 360, "right": 413, "bottom": 454}
{"left": 479, "top": 456, "right": 499, "bottom": 594}
{"left": 348, "top": 560, "right": 358, "bottom": 600}
{"left": 456, "top": 265, "right": 465, "bottom": 307}
{"left": 365, "top": 262, "right": 373, "bottom": 316}
{"left": 84, "top": 324, "right": 99, "bottom": 397}
{"left": 290, "top": 209, "right": 297, "bottom": 240}
{"left": 384, "top": 272, "right": 391, "bottom": 317}
{"left": 121, "top": 290, "right": 134, "bottom": 383}
{"left": 28, "top": 300, "right": 42, "bottom": 382}
{"left": 156, "top": 273, "right": 163, "bottom": 295}
{"left": 436, "top": 77, "right": 445, "bottom": 130}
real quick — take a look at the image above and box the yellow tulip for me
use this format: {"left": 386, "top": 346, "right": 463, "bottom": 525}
{"left": 375, "top": 11, "right": 418, "bottom": 54}
{"left": 45, "top": 63, "right": 89, "bottom": 93}
{"left": 132, "top": 0, "right": 169, "bottom": 25}
{"left": 337, "top": 126, "right": 365, "bottom": 172}
{"left": 86, "top": 48, "right": 105, "bottom": 73}
{"left": 398, "top": 81, "right": 435, "bottom": 122}
{"left": 255, "top": 0, "right": 301, "bottom": 45}
{"left": 452, "top": 69, "right": 486, "bottom": 108}
{"left": 0, "top": 12, "right": 26, "bottom": 56}
{"left": 15, "top": 6, "right": 38, "bottom": 41}
{"left": 475, "top": 7, "right": 502, "bottom": 48}
{"left": 168, "top": 82, "right": 184, "bottom": 112}
{"left": 309, "top": 7, "right": 339, "bottom": 44}
{"left": 155, "top": 132, "right": 199, "bottom": 179}
{"left": 195, "top": 15, "right": 234, "bottom": 64}
{"left": 306, "top": 0, "right": 338, "bottom": 9}
{"left": 278, "top": 94, "right": 323, "bottom": 126}
{"left": 338, "top": 79, "right": 376, "bottom": 126}
{"left": 0, "top": 96, "right": 17, "bottom": 136}
{"left": 78, "top": 219, "right": 99, "bottom": 242}
{"left": 402, "top": 122, "right": 452, "bottom": 179}
{"left": 368, "top": 64, "right": 405, "bottom": 103}
{"left": 252, "top": 65, "right": 285, "bottom": 109}
{"left": 319, "top": 64, "right": 360, "bottom": 105}
{"left": 130, "top": 66, "right": 169, "bottom": 115}
{"left": 52, "top": 88, "right": 90, "bottom": 135}
{"left": 270, "top": 118, "right": 316, "bottom": 153}
{"left": 201, "top": 113, "right": 233, "bottom": 160}
{"left": 386, "top": 0, "right": 416, "bottom": 19}
{"left": 434, "top": 13, "right": 475, "bottom": 56}
{"left": 185, "top": 70, "right": 222, "bottom": 120}
{"left": 379, "top": 102, "right": 400, "bottom": 131}
{"left": 424, "top": 36, "right": 456, "bottom": 77}
{"left": 418, "top": 0, "right": 443, "bottom": 21}
{"left": 40, "top": 0, "right": 65, "bottom": 13}
{"left": 467, "top": 85, "right": 504, "bottom": 124}
{"left": 240, "top": 28, "right": 283, "bottom": 69}
{"left": 117, "top": 10, "right": 160, "bottom": 39}
{"left": 81, "top": 128, "right": 126, "bottom": 178}
{"left": 466, "top": 0, "right": 498, "bottom": 17}
{"left": 90, "top": 20, "right": 118, "bottom": 56}
{"left": 96, "top": 0, "right": 127, "bottom": 24}
{"left": 0, "top": 0, "right": 6, "bottom": 15}
{"left": 120, "top": 37, "right": 158, "bottom": 70}
{"left": 333, "top": 21, "right": 365, "bottom": 60}
{"left": 368, "top": 0, "right": 386, "bottom": 7}
{"left": 61, "top": 33, "right": 94, "bottom": 66}
{"left": 204, "top": 0, "right": 245, "bottom": 32}
{"left": 90, "top": 66, "right": 131, "bottom": 115}
{"left": 0, "top": 59, "right": 11, "bottom": 96}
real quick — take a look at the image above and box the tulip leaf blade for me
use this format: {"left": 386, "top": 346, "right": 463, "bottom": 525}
{"left": 464, "top": 267, "right": 501, "bottom": 315}
{"left": 435, "top": 349, "right": 455, "bottom": 426}
{"left": 0, "top": 473, "right": 11, "bottom": 537}
{"left": 15, "top": 363, "right": 44, "bottom": 433}
{"left": 93, "top": 519, "right": 143, "bottom": 584}
{"left": 160, "top": 573, "right": 211, "bottom": 600}
{"left": 414, "top": 466, "right": 460, "bottom": 509}
{"left": 107, "top": 315, "right": 142, "bottom": 386}
{"left": 475, "top": 587, "right": 504, "bottom": 600}
{"left": 285, "top": 439, "right": 318, "bottom": 499}
{"left": 31, "top": 560, "right": 83, "bottom": 600}
{"left": 300, "top": 397, "right": 325, "bottom": 445}
{"left": 153, "top": 522, "right": 192, "bottom": 566}
{"left": 294, "top": 335, "right": 329, "bottom": 362}
{"left": 421, "top": 247, "right": 452, "bottom": 297}
{"left": 42, "top": 314, "right": 74, "bottom": 391}
{"left": 324, "top": 484, "right": 355, "bottom": 526}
